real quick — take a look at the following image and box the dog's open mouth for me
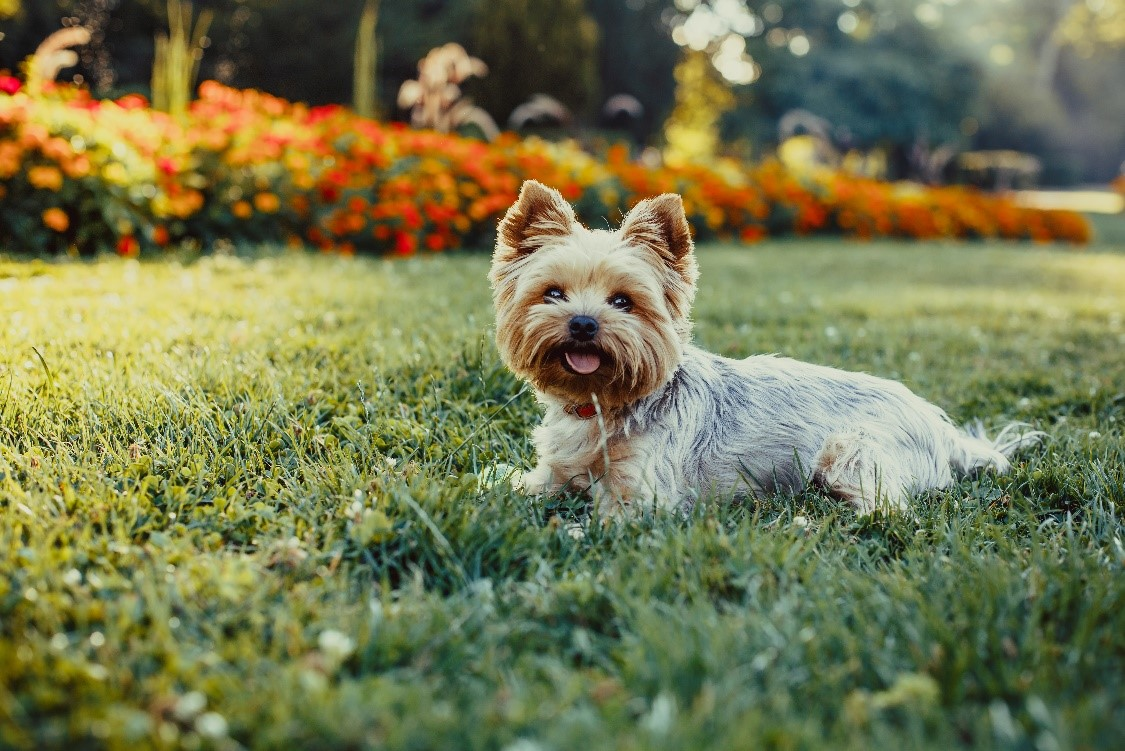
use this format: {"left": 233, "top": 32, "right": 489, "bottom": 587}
{"left": 560, "top": 348, "right": 604, "bottom": 375}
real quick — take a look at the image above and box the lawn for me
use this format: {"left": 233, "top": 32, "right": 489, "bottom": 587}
{"left": 1, "top": 240, "right": 1122, "bottom": 750}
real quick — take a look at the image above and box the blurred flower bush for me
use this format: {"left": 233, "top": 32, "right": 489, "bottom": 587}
{"left": 0, "top": 81, "right": 1090, "bottom": 256}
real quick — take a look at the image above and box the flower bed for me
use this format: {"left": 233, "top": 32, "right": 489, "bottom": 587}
{"left": 0, "top": 80, "right": 1091, "bottom": 256}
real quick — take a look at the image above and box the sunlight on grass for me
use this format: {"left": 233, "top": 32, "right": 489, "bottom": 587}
{"left": 1015, "top": 190, "right": 1124, "bottom": 215}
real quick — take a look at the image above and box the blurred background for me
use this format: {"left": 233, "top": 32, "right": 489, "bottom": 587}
{"left": 1, "top": 0, "right": 1122, "bottom": 188}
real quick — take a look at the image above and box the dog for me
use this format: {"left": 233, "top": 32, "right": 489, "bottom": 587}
{"left": 489, "top": 180, "right": 1040, "bottom": 516}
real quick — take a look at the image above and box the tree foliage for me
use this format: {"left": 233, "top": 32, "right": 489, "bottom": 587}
{"left": 668, "top": 1, "right": 982, "bottom": 156}
{"left": 1058, "top": 0, "right": 1125, "bottom": 49}
{"left": 663, "top": 49, "right": 734, "bottom": 165}
{"left": 936, "top": 0, "right": 1125, "bottom": 181}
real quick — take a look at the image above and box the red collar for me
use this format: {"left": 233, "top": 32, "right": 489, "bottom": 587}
{"left": 565, "top": 402, "right": 598, "bottom": 420}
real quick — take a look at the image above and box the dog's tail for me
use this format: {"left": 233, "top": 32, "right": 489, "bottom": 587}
{"left": 950, "top": 421, "right": 1045, "bottom": 476}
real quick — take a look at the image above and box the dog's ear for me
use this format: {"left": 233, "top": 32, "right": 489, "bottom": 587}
{"left": 494, "top": 180, "right": 577, "bottom": 261}
{"left": 620, "top": 193, "right": 697, "bottom": 286}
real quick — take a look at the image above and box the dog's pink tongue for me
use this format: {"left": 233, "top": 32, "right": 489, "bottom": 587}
{"left": 565, "top": 351, "right": 601, "bottom": 374}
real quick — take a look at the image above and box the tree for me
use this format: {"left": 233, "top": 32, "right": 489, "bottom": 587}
{"left": 661, "top": 0, "right": 982, "bottom": 160}
{"left": 470, "top": 0, "right": 598, "bottom": 124}
{"left": 663, "top": 49, "right": 734, "bottom": 165}
{"left": 586, "top": 0, "right": 680, "bottom": 142}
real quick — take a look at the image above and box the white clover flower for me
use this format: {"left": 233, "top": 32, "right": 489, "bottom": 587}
{"left": 195, "top": 711, "right": 229, "bottom": 738}
{"left": 476, "top": 462, "right": 517, "bottom": 492}
{"left": 318, "top": 629, "right": 356, "bottom": 664}
{"left": 641, "top": 692, "right": 677, "bottom": 735}
{"left": 173, "top": 691, "right": 207, "bottom": 721}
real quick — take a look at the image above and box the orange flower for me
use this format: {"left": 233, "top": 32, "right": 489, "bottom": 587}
{"left": 41, "top": 137, "right": 71, "bottom": 161}
{"left": 28, "top": 165, "right": 63, "bottom": 191}
{"left": 61, "top": 154, "right": 91, "bottom": 179}
{"left": 253, "top": 192, "right": 280, "bottom": 213}
{"left": 345, "top": 212, "right": 366, "bottom": 233}
{"left": 0, "top": 142, "right": 22, "bottom": 178}
{"left": 20, "top": 124, "right": 49, "bottom": 150}
{"left": 232, "top": 200, "right": 253, "bottom": 219}
{"left": 42, "top": 207, "right": 69, "bottom": 232}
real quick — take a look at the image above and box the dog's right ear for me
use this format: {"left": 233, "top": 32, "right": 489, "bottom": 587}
{"left": 494, "top": 181, "right": 577, "bottom": 262}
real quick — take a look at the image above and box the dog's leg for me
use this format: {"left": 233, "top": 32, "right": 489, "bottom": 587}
{"left": 511, "top": 463, "right": 556, "bottom": 495}
{"left": 588, "top": 440, "right": 682, "bottom": 519}
{"left": 812, "top": 431, "right": 911, "bottom": 514}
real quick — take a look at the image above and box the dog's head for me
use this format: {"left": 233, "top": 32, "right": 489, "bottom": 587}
{"left": 489, "top": 180, "right": 698, "bottom": 409}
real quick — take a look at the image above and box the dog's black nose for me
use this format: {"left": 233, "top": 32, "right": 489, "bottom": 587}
{"left": 568, "top": 315, "right": 599, "bottom": 342}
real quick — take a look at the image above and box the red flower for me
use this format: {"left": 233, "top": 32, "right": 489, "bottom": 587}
{"left": 0, "top": 76, "right": 20, "bottom": 95}
{"left": 117, "top": 235, "right": 140, "bottom": 257}
{"left": 116, "top": 93, "right": 149, "bottom": 110}
{"left": 393, "top": 231, "right": 416, "bottom": 256}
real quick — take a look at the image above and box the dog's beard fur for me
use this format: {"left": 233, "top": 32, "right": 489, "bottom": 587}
{"left": 489, "top": 181, "right": 698, "bottom": 410}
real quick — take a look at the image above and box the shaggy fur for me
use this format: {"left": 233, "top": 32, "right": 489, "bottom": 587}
{"left": 490, "top": 180, "right": 1041, "bottom": 515}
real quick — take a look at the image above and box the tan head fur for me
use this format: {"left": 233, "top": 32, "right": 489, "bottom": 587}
{"left": 489, "top": 180, "right": 698, "bottom": 410}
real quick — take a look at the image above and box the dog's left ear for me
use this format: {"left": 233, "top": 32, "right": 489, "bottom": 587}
{"left": 494, "top": 180, "right": 578, "bottom": 262}
{"left": 620, "top": 194, "right": 698, "bottom": 287}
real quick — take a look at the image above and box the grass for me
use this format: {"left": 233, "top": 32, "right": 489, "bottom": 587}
{"left": 1, "top": 239, "right": 1123, "bottom": 750}
{"left": 1086, "top": 210, "right": 1125, "bottom": 248}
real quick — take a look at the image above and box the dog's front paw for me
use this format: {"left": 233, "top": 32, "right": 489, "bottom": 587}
{"left": 512, "top": 464, "right": 552, "bottom": 495}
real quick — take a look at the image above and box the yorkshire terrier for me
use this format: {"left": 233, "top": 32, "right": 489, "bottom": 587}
{"left": 489, "top": 180, "right": 1040, "bottom": 516}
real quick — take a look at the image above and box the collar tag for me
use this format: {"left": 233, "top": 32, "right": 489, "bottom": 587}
{"left": 567, "top": 403, "right": 598, "bottom": 420}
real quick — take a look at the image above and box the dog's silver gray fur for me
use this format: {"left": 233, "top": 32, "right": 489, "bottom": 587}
{"left": 520, "top": 345, "right": 1041, "bottom": 514}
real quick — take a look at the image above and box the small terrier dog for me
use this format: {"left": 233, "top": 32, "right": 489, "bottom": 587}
{"left": 490, "top": 180, "right": 1039, "bottom": 516}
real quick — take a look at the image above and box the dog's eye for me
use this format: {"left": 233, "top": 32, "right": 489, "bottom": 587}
{"left": 544, "top": 287, "right": 566, "bottom": 302}
{"left": 608, "top": 293, "right": 633, "bottom": 311}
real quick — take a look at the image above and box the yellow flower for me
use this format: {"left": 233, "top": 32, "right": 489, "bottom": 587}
{"left": 42, "top": 207, "right": 69, "bottom": 233}
{"left": 101, "top": 162, "right": 128, "bottom": 186}
{"left": 706, "top": 207, "right": 724, "bottom": 230}
{"left": 28, "top": 165, "right": 63, "bottom": 191}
